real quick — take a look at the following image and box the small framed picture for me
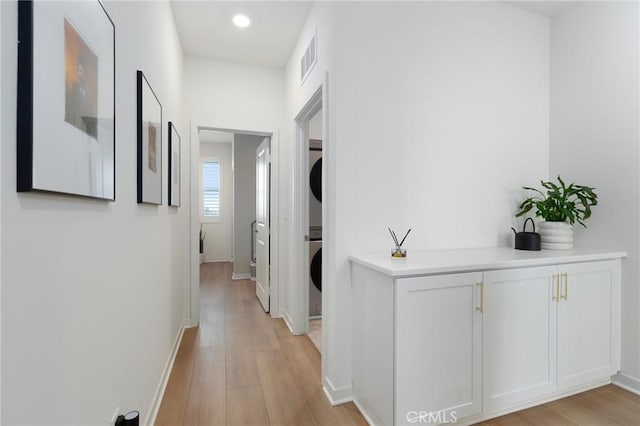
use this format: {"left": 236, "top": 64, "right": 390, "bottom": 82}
{"left": 137, "top": 70, "right": 162, "bottom": 205}
{"left": 168, "top": 122, "right": 181, "bottom": 207}
{"left": 17, "top": 0, "right": 115, "bottom": 200}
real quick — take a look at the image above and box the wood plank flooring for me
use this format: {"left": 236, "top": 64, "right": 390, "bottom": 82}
{"left": 156, "top": 262, "right": 639, "bottom": 426}
{"left": 155, "top": 262, "right": 367, "bottom": 426}
{"left": 477, "top": 384, "right": 639, "bottom": 426}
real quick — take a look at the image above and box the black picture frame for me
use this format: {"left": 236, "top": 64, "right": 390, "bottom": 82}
{"left": 17, "top": 0, "right": 116, "bottom": 200}
{"left": 168, "top": 122, "right": 181, "bottom": 207}
{"left": 136, "top": 70, "right": 162, "bottom": 205}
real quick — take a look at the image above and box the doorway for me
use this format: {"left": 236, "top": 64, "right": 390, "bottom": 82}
{"left": 189, "top": 124, "right": 280, "bottom": 326}
{"left": 307, "top": 107, "right": 323, "bottom": 351}
{"left": 292, "top": 84, "right": 325, "bottom": 354}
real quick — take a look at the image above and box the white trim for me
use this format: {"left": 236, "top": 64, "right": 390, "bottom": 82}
{"left": 322, "top": 376, "right": 353, "bottom": 405}
{"left": 292, "top": 85, "right": 323, "bottom": 337}
{"left": 352, "top": 397, "right": 378, "bottom": 426}
{"left": 204, "top": 257, "right": 233, "bottom": 263}
{"left": 280, "top": 309, "right": 296, "bottom": 334}
{"left": 613, "top": 373, "right": 640, "bottom": 395}
{"left": 232, "top": 272, "right": 251, "bottom": 280}
{"left": 146, "top": 321, "right": 188, "bottom": 426}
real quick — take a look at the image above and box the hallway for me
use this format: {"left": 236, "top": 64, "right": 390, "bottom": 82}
{"left": 155, "top": 262, "right": 366, "bottom": 425}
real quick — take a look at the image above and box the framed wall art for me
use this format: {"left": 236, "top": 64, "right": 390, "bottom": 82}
{"left": 17, "top": 0, "right": 116, "bottom": 200}
{"left": 168, "top": 122, "right": 181, "bottom": 207}
{"left": 137, "top": 70, "right": 162, "bottom": 205}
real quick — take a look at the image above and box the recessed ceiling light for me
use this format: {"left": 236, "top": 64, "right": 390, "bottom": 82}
{"left": 232, "top": 14, "right": 251, "bottom": 28}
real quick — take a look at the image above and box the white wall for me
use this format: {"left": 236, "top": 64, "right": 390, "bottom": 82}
{"left": 283, "top": 1, "right": 550, "bottom": 400}
{"left": 184, "top": 56, "right": 284, "bottom": 319}
{"left": 184, "top": 57, "right": 284, "bottom": 131}
{"left": 549, "top": 1, "right": 640, "bottom": 392}
{"left": 233, "top": 134, "right": 263, "bottom": 277}
{"left": 201, "top": 141, "right": 233, "bottom": 262}
{"left": 1, "top": 1, "right": 187, "bottom": 424}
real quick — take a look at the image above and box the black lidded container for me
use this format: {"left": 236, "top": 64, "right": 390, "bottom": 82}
{"left": 512, "top": 218, "right": 541, "bottom": 251}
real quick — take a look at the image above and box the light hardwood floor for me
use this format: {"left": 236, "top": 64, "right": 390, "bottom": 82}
{"left": 156, "top": 262, "right": 639, "bottom": 426}
{"left": 477, "top": 384, "right": 639, "bottom": 426}
{"left": 155, "top": 262, "right": 367, "bottom": 426}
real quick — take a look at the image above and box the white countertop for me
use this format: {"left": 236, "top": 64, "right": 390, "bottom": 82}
{"left": 349, "top": 246, "right": 627, "bottom": 278}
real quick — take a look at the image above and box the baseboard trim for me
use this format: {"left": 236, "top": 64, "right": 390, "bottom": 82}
{"left": 281, "top": 310, "right": 295, "bottom": 334}
{"left": 352, "top": 397, "right": 378, "bottom": 426}
{"left": 613, "top": 373, "right": 640, "bottom": 395}
{"left": 203, "top": 257, "right": 233, "bottom": 263}
{"left": 322, "top": 376, "right": 353, "bottom": 405}
{"left": 146, "top": 320, "right": 188, "bottom": 426}
{"left": 231, "top": 272, "right": 251, "bottom": 280}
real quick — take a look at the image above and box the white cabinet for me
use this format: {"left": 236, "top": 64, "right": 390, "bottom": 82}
{"left": 557, "top": 261, "right": 621, "bottom": 390}
{"left": 350, "top": 248, "right": 624, "bottom": 426}
{"left": 396, "top": 273, "right": 483, "bottom": 424}
{"left": 483, "top": 266, "right": 558, "bottom": 412}
{"left": 483, "top": 260, "right": 620, "bottom": 412}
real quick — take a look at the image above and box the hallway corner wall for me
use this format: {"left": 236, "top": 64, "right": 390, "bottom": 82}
{"left": 549, "top": 1, "right": 640, "bottom": 392}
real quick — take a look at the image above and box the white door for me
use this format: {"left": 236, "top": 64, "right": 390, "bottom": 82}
{"left": 395, "top": 272, "right": 483, "bottom": 424}
{"left": 557, "top": 260, "right": 620, "bottom": 390}
{"left": 483, "top": 266, "right": 558, "bottom": 412}
{"left": 255, "top": 138, "right": 270, "bottom": 312}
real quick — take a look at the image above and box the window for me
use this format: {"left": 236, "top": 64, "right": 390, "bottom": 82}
{"left": 202, "top": 159, "right": 221, "bottom": 221}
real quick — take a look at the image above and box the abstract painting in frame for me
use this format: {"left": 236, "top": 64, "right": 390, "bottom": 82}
{"left": 17, "top": 0, "right": 116, "bottom": 200}
{"left": 168, "top": 122, "right": 181, "bottom": 207}
{"left": 137, "top": 70, "right": 162, "bottom": 205}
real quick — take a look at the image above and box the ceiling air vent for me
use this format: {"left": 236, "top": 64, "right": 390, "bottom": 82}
{"left": 300, "top": 31, "right": 317, "bottom": 85}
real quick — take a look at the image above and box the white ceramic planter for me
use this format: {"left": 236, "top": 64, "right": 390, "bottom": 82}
{"left": 538, "top": 221, "right": 573, "bottom": 250}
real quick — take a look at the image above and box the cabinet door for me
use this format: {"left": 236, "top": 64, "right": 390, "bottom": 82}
{"left": 557, "top": 260, "right": 620, "bottom": 390}
{"left": 483, "top": 266, "right": 558, "bottom": 412}
{"left": 396, "top": 272, "right": 483, "bottom": 425}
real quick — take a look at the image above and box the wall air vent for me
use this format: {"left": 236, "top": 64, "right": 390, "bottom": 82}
{"left": 300, "top": 30, "right": 317, "bottom": 85}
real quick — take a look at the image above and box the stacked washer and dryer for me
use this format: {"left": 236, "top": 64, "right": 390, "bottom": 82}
{"left": 308, "top": 138, "right": 322, "bottom": 319}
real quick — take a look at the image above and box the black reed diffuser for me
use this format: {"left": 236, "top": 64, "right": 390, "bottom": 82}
{"left": 388, "top": 228, "right": 411, "bottom": 259}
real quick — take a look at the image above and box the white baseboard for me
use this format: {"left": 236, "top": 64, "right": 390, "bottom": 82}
{"left": 146, "top": 320, "right": 188, "bottom": 426}
{"left": 204, "top": 257, "right": 233, "bottom": 263}
{"left": 613, "top": 373, "right": 640, "bottom": 395}
{"left": 281, "top": 310, "right": 295, "bottom": 334}
{"left": 231, "top": 272, "right": 251, "bottom": 280}
{"left": 322, "top": 376, "right": 353, "bottom": 405}
{"left": 352, "top": 397, "right": 378, "bottom": 426}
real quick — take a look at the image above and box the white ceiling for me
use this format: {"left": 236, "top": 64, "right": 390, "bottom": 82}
{"left": 171, "top": 1, "right": 313, "bottom": 68}
{"left": 503, "top": 1, "right": 578, "bottom": 17}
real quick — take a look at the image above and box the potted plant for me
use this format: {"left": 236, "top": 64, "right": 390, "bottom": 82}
{"left": 515, "top": 176, "right": 598, "bottom": 249}
{"left": 199, "top": 225, "right": 206, "bottom": 263}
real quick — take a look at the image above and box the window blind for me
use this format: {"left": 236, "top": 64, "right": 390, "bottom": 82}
{"left": 202, "top": 161, "right": 221, "bottom": 217}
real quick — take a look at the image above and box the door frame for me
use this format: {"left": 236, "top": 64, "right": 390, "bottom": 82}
{"left": 189, "top": 122, "right": 280, "bottom": 325}
{"left": 291, "top": 79, "right": 328, "bottom": 336}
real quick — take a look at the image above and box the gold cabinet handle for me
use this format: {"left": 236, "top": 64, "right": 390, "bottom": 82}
{"left": 476, "top": 282, "right": 484, "bottom": 313}
{"left": 561, "top": 272, "right": 568, "bottom": 301}
{"left": 552, "top": 274, "right": 559, "bottom": 301}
